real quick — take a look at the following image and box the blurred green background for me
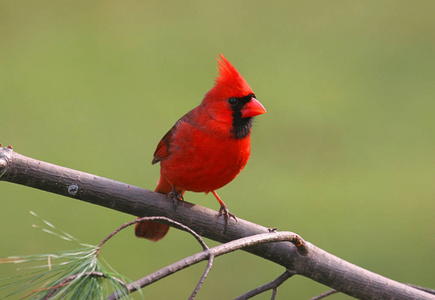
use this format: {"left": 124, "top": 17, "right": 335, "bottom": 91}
{"left": 1, "top": 1, "right": 434, "bottom": 299}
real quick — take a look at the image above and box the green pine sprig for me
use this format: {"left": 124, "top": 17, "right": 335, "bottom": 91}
{"left": 0, "top": 211, "right": 142, "bottom": 300}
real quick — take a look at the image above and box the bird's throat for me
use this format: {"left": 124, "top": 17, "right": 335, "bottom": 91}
{"left": 231, "top": 114, "right": 253, "bottom": 139}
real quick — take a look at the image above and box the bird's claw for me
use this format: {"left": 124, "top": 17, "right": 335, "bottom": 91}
{"left": 168, "top": 187, "right": 183, "bottom": 212}
{"left": 218, "top": 205, "right": 237, "bottom": 234}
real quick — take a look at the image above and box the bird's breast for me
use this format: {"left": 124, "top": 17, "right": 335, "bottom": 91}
{"left": 160, "top": 125, "right": 251, "bottom": 193}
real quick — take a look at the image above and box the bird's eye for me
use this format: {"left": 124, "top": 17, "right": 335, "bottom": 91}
{"left": 228, "top": 98, "right": 239, "bottom": 106}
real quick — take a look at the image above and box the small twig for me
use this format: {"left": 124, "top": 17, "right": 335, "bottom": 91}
{"left": 234, "top": 270, "right": 295, "bottom": 300}
{"left": 97, "top": 216, "right": 211, "bottom": 299}
{"left": 108, "top": 231, "right": 307, "bottom": 300}
{"left": 95, "top": 216, "right": 210, "bottom": 300}
{"left": 96, "top": 216, "right": 209, "bottom": 257}
{"left": 189, "top": 250, "right": 214, "bottom": 300}
{"left": 311, "top": 289, "right": 339, "bottom": 300}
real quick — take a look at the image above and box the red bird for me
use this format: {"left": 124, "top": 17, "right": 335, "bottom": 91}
{"left": 135, "top": 54, "right": 266, "bottom": 241}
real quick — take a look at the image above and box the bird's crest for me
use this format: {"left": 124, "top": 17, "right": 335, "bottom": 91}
{"left": 210, "top": 54, "right": 253, "bottom": 98}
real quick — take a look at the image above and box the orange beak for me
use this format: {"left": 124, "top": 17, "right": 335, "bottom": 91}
{"left": 240, "top": 97, "right": 266, "bottom": 118}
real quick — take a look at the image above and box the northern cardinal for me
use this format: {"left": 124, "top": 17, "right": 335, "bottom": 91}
{"left": 135, "top": 54, "right": 266, "bottom": 241}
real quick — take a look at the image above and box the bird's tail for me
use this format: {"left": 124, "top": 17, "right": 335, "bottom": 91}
{"left": 134, "top": 177, "right": 172, "bottom": 242}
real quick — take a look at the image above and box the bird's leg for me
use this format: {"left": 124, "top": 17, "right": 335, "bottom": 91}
{"left": 168, "top": 186, "right": 184, "bottom": 212}
{"left": 211, "top": 191, "right": 237, "bottom": 233}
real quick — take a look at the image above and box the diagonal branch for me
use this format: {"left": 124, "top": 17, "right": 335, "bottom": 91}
{"left": 0, "top": 147, "right": 433, "bottom": 300}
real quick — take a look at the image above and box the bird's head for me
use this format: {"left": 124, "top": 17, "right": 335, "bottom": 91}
{"left": 202, "top": 54, "right": 266, "bottom": 139}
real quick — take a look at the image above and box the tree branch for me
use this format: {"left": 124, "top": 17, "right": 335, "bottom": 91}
{"left": 0, "top": 147, "right": 433, "bottom": 300}
{"left": 108, "top": 231, "right": 306, "bottom": 300}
